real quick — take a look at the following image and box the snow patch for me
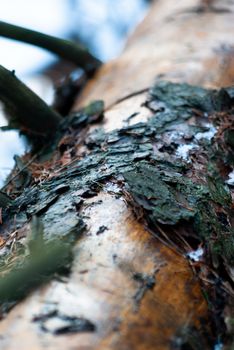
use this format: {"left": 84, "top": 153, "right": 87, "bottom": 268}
{"left": 104, "top": 183, "right": 121, "bottom": 194}
{"left": 195, "top": 126, "right": 217, "bottom": 141}
{"left": 226, "top": 170, "right": 234, "bottom": 186}
{"left": 176, "top": 144, "right": 198, "bottom": 161}
{"left": 186, "top": 247, "right": 204, "bottom": 262}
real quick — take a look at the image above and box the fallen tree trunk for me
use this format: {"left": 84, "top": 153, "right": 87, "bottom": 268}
{"left": 0, "top": 1, "right": 234, "bottom": 349}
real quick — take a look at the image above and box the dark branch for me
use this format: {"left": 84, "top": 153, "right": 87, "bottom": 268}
{"left": 0, "top": 65, "right": 62, "bottom": 135}
{"left": 0, "top": 21, "right": 101, "bottom": 74}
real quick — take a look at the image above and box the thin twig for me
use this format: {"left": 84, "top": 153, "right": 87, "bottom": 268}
{"left": 105, "top": 88, "right": 149, "bottom": 112}
{"left": 147, "top": 225, "right": 183, "bottom": 257}
{"left": 1, "top": 147, "right": 46, "bottom": 191}
{"left": 155, "top": 223, "right": 184, "bottom": 255}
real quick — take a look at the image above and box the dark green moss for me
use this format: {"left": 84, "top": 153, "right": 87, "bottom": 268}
{"left": 3, "top": 82, "right": 233, "bottom": 263}
{"left": 124, "top": 163, "right": 198, "bottom": 225}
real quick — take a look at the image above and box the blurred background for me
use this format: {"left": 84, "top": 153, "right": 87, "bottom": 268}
{"left": 0, "top": 0, "right": 150, "bottom": 186}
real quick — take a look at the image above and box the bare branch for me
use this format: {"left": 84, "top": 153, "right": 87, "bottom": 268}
{"left": 0, "top": 65, "right": 62, "bottom": 135}
{"left": 0, "top": 21, "right": 101, "bottom": 74}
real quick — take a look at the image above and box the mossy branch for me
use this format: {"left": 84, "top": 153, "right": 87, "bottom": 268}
{"left": 0, "top": 20, "right": 101, "bottom": 74}
{"left": 0, "top": 65, "right": 62, "bottom": 135}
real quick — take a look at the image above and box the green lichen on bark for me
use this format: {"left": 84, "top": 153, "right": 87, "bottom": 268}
{"left": 0, "top": 81, "right": 233, "bottom": 343}
{"left": 123, "top": 162, "right": 202, "bottom": 225}
{"left": 114, "top": 82, "right": 234, "bottom": 269}
{"left": 3, "top": 81, "right": 234, "bottom": 267}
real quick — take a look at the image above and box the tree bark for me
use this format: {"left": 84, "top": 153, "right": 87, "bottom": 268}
{"left": 0, "top": 1, "right": 234, "bottom": 349}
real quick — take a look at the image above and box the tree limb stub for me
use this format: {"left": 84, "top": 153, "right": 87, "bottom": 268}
{"left": 0, "top": 21, "right": 101, "bottom": 74}
{"left": 0, "top": 65, "right": 62, "bottom": 136}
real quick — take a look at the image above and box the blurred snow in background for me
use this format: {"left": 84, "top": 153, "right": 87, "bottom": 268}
{"left": 0, "top": 0, "right": 71, "bottom": 75}
{"left": 0, "top": 0, "right": 149, "bottom": 186}
{"left": 69, "top": 0, "right": 148, "bottom": 61}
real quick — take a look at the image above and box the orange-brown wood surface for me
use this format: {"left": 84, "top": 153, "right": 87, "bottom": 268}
{"left": 0, "top": 1, "right": 233, "bottom": 349}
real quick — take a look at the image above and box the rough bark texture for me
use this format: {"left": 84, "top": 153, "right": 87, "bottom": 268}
{"left": 0, "top": 1, "right": 234, "bottom": 349}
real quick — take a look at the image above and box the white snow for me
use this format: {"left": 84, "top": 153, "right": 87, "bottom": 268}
{"left": 176, "top": 144, "right": 198, "bottom": 161}
{"left": 226, "top": 170, "right": 234, "bottom": 186}
{"left": 186, "top": 247, "right": 204, "bottom": 262}
{"left": 195, "top": 126, "right": 217, "bottom": 141}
